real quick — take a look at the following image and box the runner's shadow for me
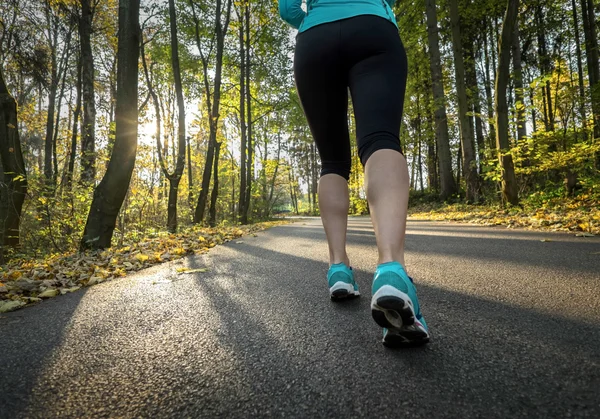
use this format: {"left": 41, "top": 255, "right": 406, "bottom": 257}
{"left": 189, "top": 240, "right": 600, "bottom": 417}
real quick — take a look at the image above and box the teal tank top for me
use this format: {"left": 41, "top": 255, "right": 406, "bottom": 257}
{"left": 279, "top": 0, "right": 397, "bottom": 32}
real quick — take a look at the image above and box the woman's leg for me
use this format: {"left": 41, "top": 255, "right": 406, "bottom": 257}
{"left": 318, "top": 174, "right": 350, "bottom": 266}
{"left": 347, "top": 19, "right": 410, "bottom": 269}
{"left": 346, "top": 16, "right": 429, "bottom": 344}
{"left": 364, "top": 150, "right": 409, "bottom": 267}
{"left": 294, "top": 23, "right": 353, "bottom": 268}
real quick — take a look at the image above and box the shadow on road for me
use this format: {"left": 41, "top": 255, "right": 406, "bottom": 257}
{"left": 0, "top": 289, "right": 89, "bottom": 419}
{"left": 266, "top": 222, "right": 600, "bottom": 275}
{"left": 188, "top": 235, "right": 600, "bottom": 417}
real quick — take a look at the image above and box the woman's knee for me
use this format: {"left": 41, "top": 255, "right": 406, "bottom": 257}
{"left": 358, "top": 132, "right": 403, "bottom": 166}
{"left": 320, "top": 160, "right": 352, "bottom": 181}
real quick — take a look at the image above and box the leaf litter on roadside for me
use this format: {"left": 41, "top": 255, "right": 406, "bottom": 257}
{"left": 0, "top": 221, "right": 289, "bottom": 312}
{"left": 409, "top": 197, "right": 600, "bottom": 236}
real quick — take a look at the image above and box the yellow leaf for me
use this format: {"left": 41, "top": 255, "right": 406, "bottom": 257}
{"left": 87, "top": 276, "right": 100, "bottom": 285}
{"left": 0, "top": 300, "right": 25, "bottom": 313}
{"left": 135, "top": 254, "right": 149, "bottom": 263}
{"left": 25, "top": 297, "right": 42, "bottom": 303}
{"left": 173, "top": 247, "right": 186, "bottom": 255}
{"left": 9, "top": 270, "right": 22, "bottom": 280}
{"left": 38, "top": 289, "right": 59, "bottom": 298}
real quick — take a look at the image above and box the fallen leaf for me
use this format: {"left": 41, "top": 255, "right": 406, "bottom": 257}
{"left": 236, "top": 241, "right": 244, "bottom": 244}
{"left": 540, "top": 239, "right": 552, "bottom": 242}
{"left": 575, "top": 232, "right": 595, "bottom": 237}
{"left": 87, "top": 276, "right": 105, "bottom": 286}
{"left": 135, "top": 254, "right": 149, "bottom": 263}
{"left": 61, "top": 286, "right": 81, "bottom": 293}
{"left": 0, "top": 300, "right": 25, "bottom": 313}
{"left": 25, "top": 297, "right": 42, "bottom": 302}
{"left": 177, "top": 268, "right": 209, "bottom": 274}
{"left": 152, "top": 279, "right": 172, "bottom": 284}
{"left": 38, "top": 289, "right": 59, "bottom": 298}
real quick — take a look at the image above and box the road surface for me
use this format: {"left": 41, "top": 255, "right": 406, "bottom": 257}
{"left": 1, "top": 218, "right": 599, "bottom": 418}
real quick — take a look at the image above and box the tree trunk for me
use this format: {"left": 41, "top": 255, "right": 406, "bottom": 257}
{"left": 191, "top": 0, "right": 233, "bottom": 223}
{"left": 495, "top": 0, "right": 519, "bottom": 206}
{"left": 229, "top": 148, "right": 235, "bottom": 218}
{"left": 243, "top": 2, "right": 253, "bottom": 222}
{"left": 418, "top": 128, "right": 424, "bottom": 191}
{"left": 466, "top": 42, "right": 485, "bottom": 174}
{"left": 415, "top": 88, "right": 424, "bottom": 191}
{"left": 288, "top": 164, "right": 298, "bottom": 214}
{"left": 81, "top": 0, "right": 140, "bottom": 250}
{"left": 164, "top": 0, "right": 187, "bottom": 233}
{"left": 0, "top": 65, "right": 28, "bottom": 256}
{"left": 80, "top": 0, "right": 96, "bottom": 184}
{"left": 53, "top": 32, "right": 72, "bottom": 189}
{"left": 512, "top": 21, "right": 527, "bottom": 142}
{"left": 311, "top": 142, "right": 317, "bottom": 213}
{"left": 44, "top": 12, "right": 59, "bottom": 190}
{"left": 456, "top": 141, "right": 461, "bottom": 188}
{"left": 237, "top": 4, "right": 247, "bottom": 223}
{"left": 536, "top": 7, "right": 554, "bottom": 133}
{"left": 483, "top": 19, "right": 496, "bottom": 149}
{"left": 528, "top": 73, "right": 537, "bottom": 133}
{"left": 581, "top": 0, "right": 600, "bottom": 167}
{"left": 187, "top": 134, "right": 193, "bottom": 207}
{"left": 267, "top": 133, "right": 282, "bottom": 217}
{"left": 425, "top": 0, "right": 457, "bottom": 200}
{"left": 449, "top": 0, "right": 478, "bottom": 202}
{"left": 209, "top": 141, "right": 221, "bottom": 227}
{"left": 427, "top": 137, "right": 438, "bottom": 192}
{"left": 66, "top": 57, "right": 82, "bottom": 191}
{"left": 572, "top": 0, "right": 588, "bottom": 134}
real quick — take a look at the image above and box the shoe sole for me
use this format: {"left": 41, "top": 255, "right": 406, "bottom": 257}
{"left": 383, "top": 324, "right": 430, "bottom": 347}
{"left": 330, "top": 282, "right": 360, "bottom": 301}
{"left": 371, "top": 285, "right": 416, "bottom": 329}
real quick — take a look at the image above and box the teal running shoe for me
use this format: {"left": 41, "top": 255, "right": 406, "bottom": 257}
{"left": 371, "top": 262, "right": 429, "bottom": 346}
{"left": 328, "top": 263, "right": 360, "bottom": 300}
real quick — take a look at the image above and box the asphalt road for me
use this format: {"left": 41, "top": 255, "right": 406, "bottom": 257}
{"left": 1, "top": 218, "right": 600, "bottom": 418}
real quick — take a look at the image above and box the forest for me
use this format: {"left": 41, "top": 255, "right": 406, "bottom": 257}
{"left": 0, "top": 0, "right": 599, "bottom": 264}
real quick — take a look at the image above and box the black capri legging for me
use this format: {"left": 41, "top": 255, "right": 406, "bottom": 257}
{"left": 294, "top": 15, "right": 408, "bottom": 181}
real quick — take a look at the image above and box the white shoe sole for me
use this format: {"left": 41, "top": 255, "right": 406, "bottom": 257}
{"left": 383, "top": 320, "right": 430, "bottom": 347}
{"left": 371, "top": 285, "right": 416, "bottom": 329}
{"left": 330, "top": 281, "right": 360, "bottom": 300}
